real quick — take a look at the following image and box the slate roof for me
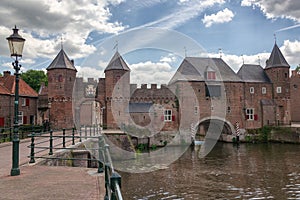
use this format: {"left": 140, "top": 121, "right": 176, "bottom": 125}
{"left": 169, "top": 57, "right": 242, "bottom": 83}
{"left": 127, "top": 103, "right": 153, "bottom": 113}
{"left": 265, "top": 43, "right": 289, "bottom": 69}
{"left": 0, "top": 74, "right": 38, "bottom": 97}
{"left": 237, "top": 64, "right": 271, "bottom": 83}
{"left": 104, "top": 51, "right": 130, "bottom": 72}
{"left": 46, "top": 49, "right": 77, "bottom": 71}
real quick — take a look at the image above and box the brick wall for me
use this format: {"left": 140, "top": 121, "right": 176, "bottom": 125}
{"left": 0, "top": 95, "right": 12, "bottom": 127}
{"left": 290, "top": 70, "right": 300, "bottom": 122}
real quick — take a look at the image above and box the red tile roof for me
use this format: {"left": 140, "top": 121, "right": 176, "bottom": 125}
{"left": 0, "top": 73, "right": 38, "bottom": 97}
{"left": 0, "top": 83, "right": 10, "bottom": 95}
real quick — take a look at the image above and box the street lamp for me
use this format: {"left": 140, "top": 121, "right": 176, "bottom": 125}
{"left": 7, "top": 25, "right": 25, "bottom": 176}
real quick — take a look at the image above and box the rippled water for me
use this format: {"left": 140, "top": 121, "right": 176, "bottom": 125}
{"left": 120, "top": 143, "right": 300, "bottom": 199}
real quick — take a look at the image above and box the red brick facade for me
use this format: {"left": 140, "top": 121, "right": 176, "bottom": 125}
{"left": 290, "top": 70, "right": 300, "bottom": 122}
{"left": 38, "top": 44, "right": 300, "bottom": 134}
{"left": 0, "top": 71, "right": 38, "bottom": 127}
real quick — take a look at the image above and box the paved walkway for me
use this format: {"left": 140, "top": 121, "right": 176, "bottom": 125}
{"left": 0, "top": 133, "right": 105, "bottom": 200}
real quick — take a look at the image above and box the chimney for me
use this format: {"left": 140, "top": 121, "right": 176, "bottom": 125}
{"left": 3, "top": 71, "right": 11, "bottom": 77}
{"left": 71, "top": 59, "right": 74, "bottom": 65}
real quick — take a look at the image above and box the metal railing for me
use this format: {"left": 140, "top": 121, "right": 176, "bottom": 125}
{"left": 0, "top": 125, "right": 43, "bottom": 143}
{"left": 27, "top": 126, "right": 123, "bottom": 200}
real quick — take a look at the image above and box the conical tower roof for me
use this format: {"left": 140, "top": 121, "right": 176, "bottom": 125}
{"left": 104, "top": 51, "right": 130, "bottom": 72}
{"left": 265, "top": 43, "right": 289, "bottom": 69}
{"left": 47, "top": 49, "right": 77, "bottom": 71}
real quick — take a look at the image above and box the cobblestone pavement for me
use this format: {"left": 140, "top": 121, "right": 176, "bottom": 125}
{"left": 0, "top": 134, "right": 105, "bottom": 200}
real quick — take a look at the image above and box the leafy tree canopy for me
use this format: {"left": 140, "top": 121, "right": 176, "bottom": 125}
{"left": 296, "top": 64, "right": 300, "bottom": 73}
{"left": 21, "top": 70, "right": 47, "bottom": 92}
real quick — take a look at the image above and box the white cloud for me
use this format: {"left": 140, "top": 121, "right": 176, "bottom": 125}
{"left": 280, "top": 40, "right": 300, "bottom": 67}
{"left": 129, "top": 61, "right": 175, "bottom": 85}
{"left": 241, "top": 0, "right": 300, "bottom": 22}
{"left": 159, "top": 53, "right": 178, "bottom": 63}
{"left": 209, "top": 40, "right": 300, "bottom": 72}
{"left": 76, "top": 66, "right": 104, "bottom": 80}
{"left": 132, "top": 0, "right": 225, "bottom": 30}
{"left": 202, "top": 8, "right": 234, "bottom": 27}
{"left": 0, "top": 0, "right": 126, "bottom": 60}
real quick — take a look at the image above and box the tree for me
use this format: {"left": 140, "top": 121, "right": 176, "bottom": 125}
{"left": 21, "top": 70, "right": 48, "bottom": 92}
{"left": 296, "top": 64, "right": 300, "bottom": 73}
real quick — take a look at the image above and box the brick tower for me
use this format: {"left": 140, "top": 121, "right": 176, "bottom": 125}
{"left": 104, "top": 51, "right": 130, "bottom": 129}
{"left": 47, "top": 49, "right": 77, "bottom": 129}
{"left": 264, "top": 42, "right": 291, "bottom": 125}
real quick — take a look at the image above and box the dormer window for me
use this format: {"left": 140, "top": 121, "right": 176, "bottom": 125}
{"left": 205, "top": 66, "right": 216, "bottom": 80}
{"left": 207, "top": 71, "right": 216, "bottom": 80}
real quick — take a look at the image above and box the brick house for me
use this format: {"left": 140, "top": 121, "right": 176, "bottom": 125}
{"left": 41, "top": 41, "right": 300, "bottom": 136}
{"left": 0, "top": 71, "right": 38, "bottom": 127}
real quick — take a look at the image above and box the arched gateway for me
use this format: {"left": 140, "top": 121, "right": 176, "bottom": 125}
{"left": 194, "top": 117, "right": 235, "bottom": 142}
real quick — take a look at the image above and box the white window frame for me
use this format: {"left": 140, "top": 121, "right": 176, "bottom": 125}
{"left": 276, "top": 86, "right": 282, "bottom": 93}
{"left": 262, "top": 87, "right": 266, "bottom": 94}
{"left": 22, "top": 98, "right": 26, "bottom": 106}
{"left": 250, "top": 87, "right": 254, "bottom": 94}
{"left": 164, "top": 109, "right": 172, "bottom": 121}
{"left": 246, "top": 108, "right": 254, "bottom": 120}
{"left": 18, "top": 111, "right": 23, "bottom": 125}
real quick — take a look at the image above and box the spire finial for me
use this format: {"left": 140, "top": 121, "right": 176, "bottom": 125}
{"left": 241, "top": 54, "right": 244, "bottom": 64}
{"left": 61, "top": 35, "right": 63, "bottom": 50}
{"left": 218, "top": 48, "right": 222, "bottom": 58}
{"left": 184, "top": 46, "right": 187, "bottom": 57}
{"left": 113, "top": 40, "right": 118, "bottom": 52}
{"left": 258, "top": 55, "right": 261, "bottom": 65}
{"left": 274, "top": 33, "right": 277, "bottom": 44}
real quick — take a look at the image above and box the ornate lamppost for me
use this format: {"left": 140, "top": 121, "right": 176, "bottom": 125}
{"left": 7, "top": 26, "right": 25, "bottom": 176}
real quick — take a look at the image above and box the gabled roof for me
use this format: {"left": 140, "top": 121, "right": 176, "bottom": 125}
{"left": 169, "top": 57, "right": 242, "bottom": 83}
{"left": 265, "top": 43, "right": 289, "bottom": 69}
{"left": 0, "top": 83, "right": 10, "bottom": 95}
{"left": 104, "top": 51, "right": 130, "bottom": 72}
{"left": 46, "top": 49, "right": 77, "bottom": 71}
{"left": 0, "top": 74, "right": 38, "bottom": 97}
{"left": 237, "top": 64, "right": 271, "bottom": 83}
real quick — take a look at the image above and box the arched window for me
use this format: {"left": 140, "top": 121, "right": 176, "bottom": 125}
{"left": 58, "top": 75, "right": 63, "bottom": 82}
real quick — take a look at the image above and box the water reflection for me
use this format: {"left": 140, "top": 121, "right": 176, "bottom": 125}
{"left": 120, "top": 143, "right": 300, "bottom": 199}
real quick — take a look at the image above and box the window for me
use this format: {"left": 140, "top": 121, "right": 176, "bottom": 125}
{"left": 164, "top": 109, "right": 172, "bottom": 121}
{"left": 246, "top": 108, "right": 254, "bottom": 120}
{"left": 22, "top": 98, "right": 29, "bottom": 106}
{"left": 30, "top": 115, "right": 35, "bottom": 125}
{"left": 58, "top": 75, "right": 63, "bottom": 82}
{"left": 18, "top": 111, "right": 23, "bottom": 125}
{"left": 206, "top": 71, "right": 216, "bottom": 80}
{"left": 205, "top": 84, "right": 221, "bottom": 97}
{"left": 262, "top": 87, "right": 266, "bottom": 94}
{"left": 22, "top": 98, "right": 26, "bottom": 106}
{"left": 276, "top": 86, "right": 282, "bottom": 93}
{"left": 250, "top": 87, "right": 254, "bottom": 94}
{"left": 227, "top": 106, "right": 231, "bottom": 113}
{"left": 194, "top": 106, "right": 198, "bottom": 115}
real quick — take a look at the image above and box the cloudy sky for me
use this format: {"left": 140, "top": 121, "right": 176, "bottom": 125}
{"left": 0, "top": 0, "right": 300, "bottom": 85}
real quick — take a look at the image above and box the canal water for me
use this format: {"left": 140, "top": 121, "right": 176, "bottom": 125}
{"left": 120, "top": 143, "right": 300, "bottom": 199}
